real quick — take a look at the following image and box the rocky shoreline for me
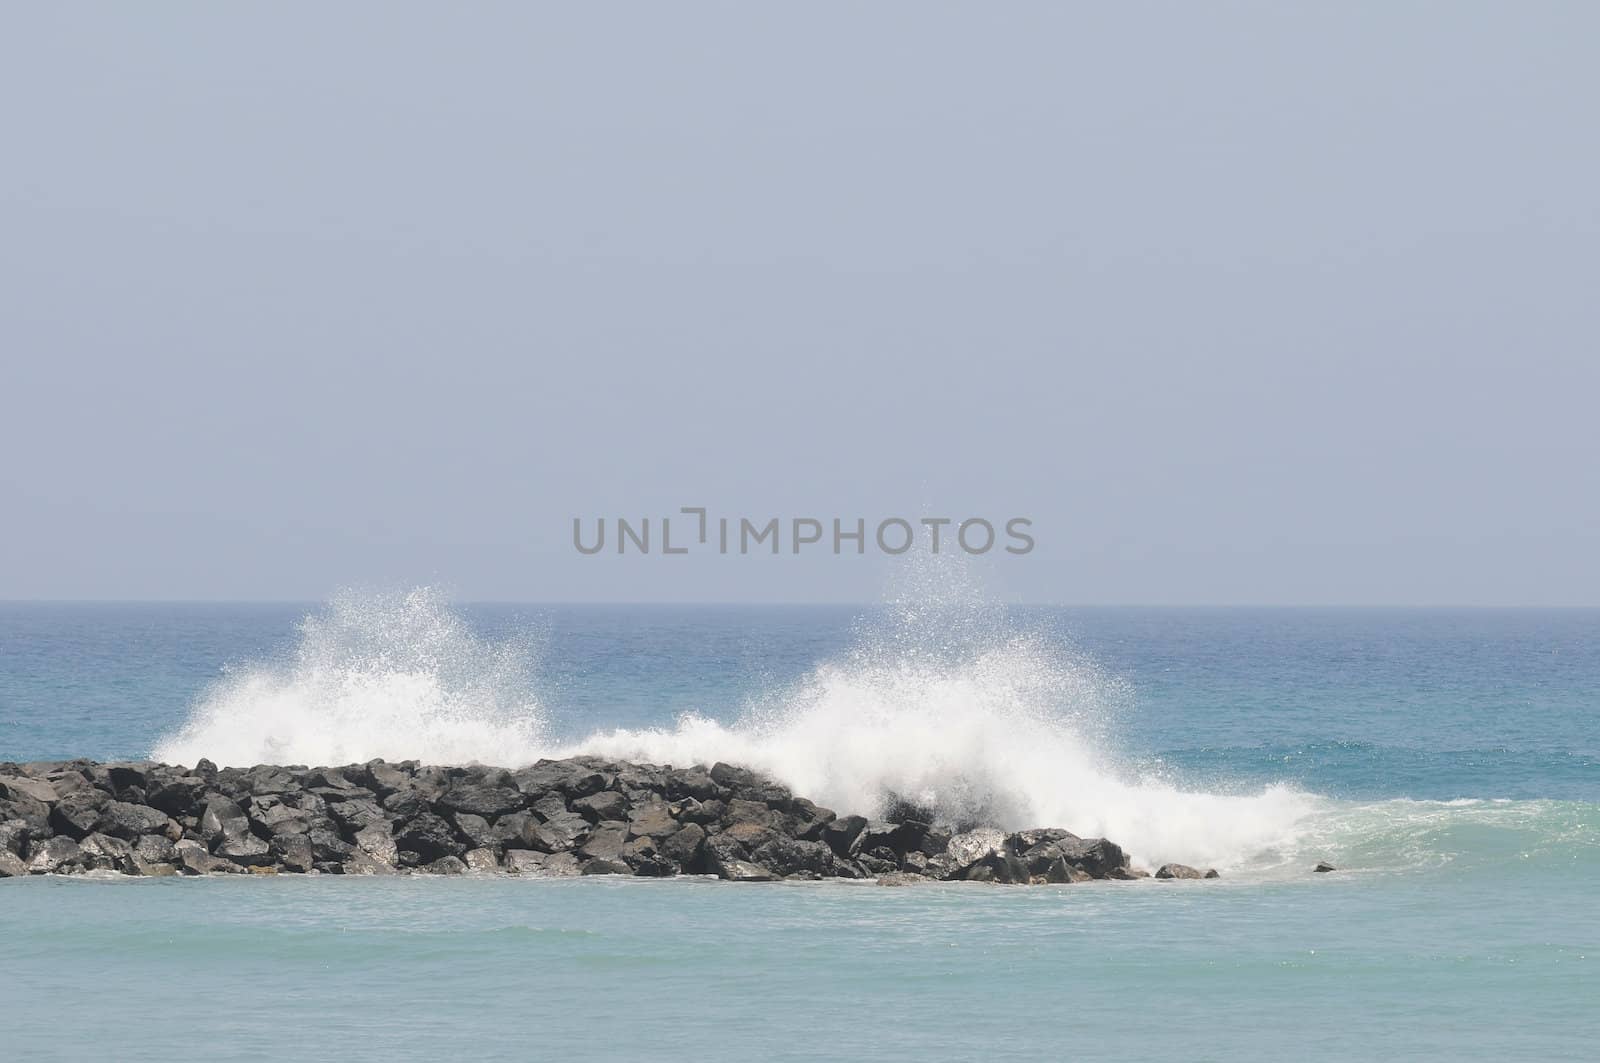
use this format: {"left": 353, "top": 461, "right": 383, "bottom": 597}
{"left": 0, "top": 757, "right": 1217, "bottom": 883}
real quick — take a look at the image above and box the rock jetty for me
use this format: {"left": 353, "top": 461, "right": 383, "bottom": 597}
{"left": 0, "top": 757, "right": 1214, "bottom": 883}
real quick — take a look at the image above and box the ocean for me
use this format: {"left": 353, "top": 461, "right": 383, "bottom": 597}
{"left": 2, "top": 590, "right": 1596, "bottom": 1060}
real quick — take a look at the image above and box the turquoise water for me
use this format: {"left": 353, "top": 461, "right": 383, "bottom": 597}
{"left": 2, "top": 595, "right": 1598, "bottom": 1059}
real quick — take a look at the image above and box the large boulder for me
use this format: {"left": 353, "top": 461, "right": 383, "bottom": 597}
{"left": 394, "top": 812, "right": 464, "bottom": 863}
{"left": 0, "top": 774, "right": 58, "bottom": 804}
{"left": 437, "top": 783, "right": 527, "bottom": 818}
{"left": 749, "top": 837, "right": 834, "bottom": 878}
{"left": 29, "top": 835, "right": 85, "bottom": 873}
{"left": 49, "top": 790, "right": 107, "bottom": 839}
{"left": 93, "top": 801, "right": 175, "bottom": 841}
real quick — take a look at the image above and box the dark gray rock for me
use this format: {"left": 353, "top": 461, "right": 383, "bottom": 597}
{"left": 79, "top": 832, "right": 135, "bottom": 872}
{"left": 0, "top": 774, "right": 58, "bottom": 804}
{"left": 49, "top": 790, "right": 107, "bottom": 839}
{"left": 577, "top": 827, "right": 626, "bottom": 861}
{"left": 147, "top": 776, "right": 208, "bottom": 817}
{"left": 0, "top": 819, "right": 30, "bottom": 856}
{"left": 271, "top": 834, "right": 315, "bottom": 873}
{"left": 749, "top": 837, "right": 834, "bottom": 878}
{"left": 571, "top": 790, "right": 628, "bottom": 823}
{"left": 395, "top": 812, "right": 463, "bottom": 863}
{"left": 28, "top": 835, "right": 84, "bottom": 873}
{"left": 423, "top": 855, "right": 467, "bottom": 875}
{"left": 820, "top": 815, "right": 868, "bottom": 857}
{"left": 1154, "top": 863, "right": 1205, "bottom": 880}
{"left": 665, "top": 768, "right": 720, "bottom": 801}
{"left": 217, "top": 832, "right": 273, "bottom": 866}
{"left": 200, "top": 797, "right": 250, "bottom": 847}
{"left": 327, "top": 797, "right": 388, "bottom": 834}
{"left": 307, "top": 825, "right": 355, "bottom": 862}
{"left": 660, "top": 823, "right": 706, "bottom": 868}
{"left": 1314, "top": 861, "right": 1336, "bottom": 873}
{"left": 626, "top": 801, "right": 677, "bottom": 839}
{"left": 93, "top": 800, "right": 174, "bottom": 841}
{"left": 437, "top": 783, "right": 527, "bottom": 818}
{"left": 1, "top": 849, "right": 32, "bottom": 877}
{"left": 580, "top": 857, "right": 631, "bottom": 876}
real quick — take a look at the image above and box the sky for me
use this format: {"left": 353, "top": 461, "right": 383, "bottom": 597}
{"left": 2, "top": 3, "right": 1596, "bottom": 605}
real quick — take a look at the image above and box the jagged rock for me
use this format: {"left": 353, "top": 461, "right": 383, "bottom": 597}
{"left": 93, "top": 800, "right": 175, "bottom": 841}
{"left": 79, "top": 832, "right": 135, "bottom": 872}
{"left": 200, "top": 797, "right": 250, "bottom": 847}
{"left": 787, "top": 799, "right": 836, "bottom": 840}
{"left": 626, "top": 801, "right": 676, "bottom": 839}
{"left": 660, "top": 823, "right": 705, "bottom": 868}
{"left": 1105, "top": 866, "right": 1150, "bottom": 880}
{"left": 270, "top": 834, "right": 315, "bottom": 873}
{"left": 464, "top": 848, "right": 500, "bottom": 872}
{"left": 437, "top": 783, "right": 527, "bottom": 818}
{"left": 363, "top": 760, "right": 412, "bottom": 795}
{"left": 395, "top": 812, "right": 463, "bottom": 863}
{"left": 423, "top": 855, "right": 467, "bottom": 875}
{"left": 0, "top": 819, "right": 30, "bottom": 856}
{"left": 577, "top": 827, "right": 627, "bottom": 861}
{"left": 174, "top": 839, "right": 233, "bottom": 875}
{"left": 535, "top": 812, "right": 591, "bottom": 850}
{"left": 572, "top": 790, "right": 628, "bottom": 823}
{"left": 147, "top": 777, "right": 208, "bottom": 817}
{"left": 505, "top": 850, "right": 580, "bottom": 876}
{"left": 580, "top": 857, "right": 631, "bottom": 875}
{"left": 133, "top": 834, "right": 176, "bottom": 863}
{"left": 1055, "top": 837, "right": 1128, "bottom": 878}
{"left": 344, "top": 848, "right": 397, "bottom": 875}
{"left": 945, "top": 828, "right": 1007, "bottom": 873}
{"left": 0, "top": 774, "right": 59, "bottom": 804}
{"left": 513, "top": 761, "right": 609, "bottom": 798}
{"left": 749, "top": 836, "right": 834, "bottom": 878}
{"left": 1314, "top": 862, "right": 1336, "bottom": 873}
{"left": 1155, "top": 863, "right": 1205, "bottom": 880}
{"left": 327, "top": 797, "right": 387, "bottom": 834}
{"left": 1044, "top": 857, "right": 1092, "bottom": 883}
{"left": 665, "top": 769, "right": 720, "bottom": 801}
{"left": 49, "top": 790, "right": 107, "bottom": 839}
{"left": 821, "top": 815, "right": 869, "bottom": 857}
{"left": 216, "top": 832, "right": 272, "bottom": 866}
{"left": 1, "top": 849, "right": 32, "bottom": 877}
{"left": 301, "top": 823, "right": 349, "bottom": 860}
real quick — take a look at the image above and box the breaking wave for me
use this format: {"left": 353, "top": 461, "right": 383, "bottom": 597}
{"left": 151, "top": 579, "right": 1593, "bottom": 875}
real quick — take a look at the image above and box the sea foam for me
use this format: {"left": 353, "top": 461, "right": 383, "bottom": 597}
{"left": 154, "top": 578, "right": 1320, "bottom": 870}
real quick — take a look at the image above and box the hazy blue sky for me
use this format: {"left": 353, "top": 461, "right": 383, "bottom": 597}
{"left": 2, "top": 4, "right": 1596, "bottom": 604}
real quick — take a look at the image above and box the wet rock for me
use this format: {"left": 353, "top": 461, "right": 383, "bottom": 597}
{"left": 450, "top": 813, "right": 499, "bottom": 850}
{"left": 464, "top": 848, "right": 500, "bottom": 872}
{"left": 580, "top": 857, "right": 632, "bottom": 875}
{"left": 1054, "top": 837, "right": 1128, "bottom": 879}
{"left": 437, "top": 783, "right": 527, "bottom": 818}
{"left": 79, "top": 832, "right": 135, "bottom": 872}
{"left": 876, "top": 872, "right": 927, "bottom": 886}
{"left": 1, "top": 848, "right": 32, "bottom": 877}
{"left": 1044, "top": 857, "right": 1092, "bottom": 884}
{"left": 395, "top": 812, "right": 463, "bottom": 863}
{"left": 175, "top": 839, "right": 234, "bottom": 875}
{"left": 749, "top": 837, "right": 834, "bottom": 878}
{"left": 505, "top": 850, "right": 580, "bottom": 876}
{"left": 1314, "top": 862, "right": 1336, "bottom": 873}
{"left": 217, "top": 832, "right": 273, "bottom": 866}
{"left": 0, "top": 819, "right": 30, "bottom": 856}
{"left": 944, "top": 827, "right": 1007, "bottom": 874}
{"left": 344, "top": 848, "right": 397, "bottom": 875}
{"left": 1105, "top": 866, "right": 1150, "bottom": 880}
{"left": 820, "top": 815, "right": 869, "bottom": 857}
{"left": 665, "top": 768, "right": 720, "bottom": 801}
{"left": 423, "top": 855, "right": 467, "bottom": 875}
{"left": 1155, "top": 863, "right": 1205, "bottom": 880}
{"left": 363, "top": 760, "right": 412, "bottom": 795}
{"left": 30, "top": 836, "right": 85, "bottom": 873}
{"left": 270, "top": 834, "right": 315, "bottom": 873}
